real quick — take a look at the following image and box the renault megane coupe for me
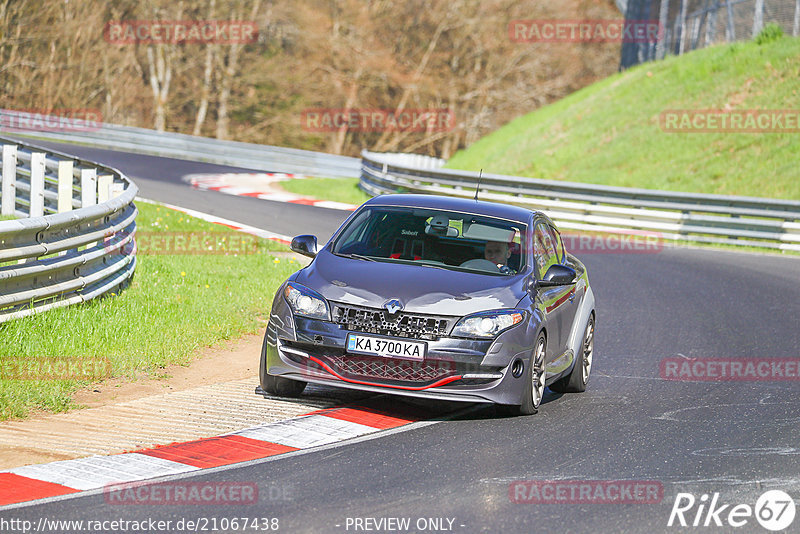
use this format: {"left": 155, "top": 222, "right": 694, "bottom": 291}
{"left": 260, "top": 194, "right": 595, "bottom": 415}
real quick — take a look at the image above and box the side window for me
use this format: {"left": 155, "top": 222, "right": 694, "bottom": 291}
{"left": 336, "top": 210, "right": 372, "bottom": 251}
{"left": 549, "top": 225, "right": 564, "bottom": 263}
{"left": 534, "top": 223, "right": 558, "bottom": 278}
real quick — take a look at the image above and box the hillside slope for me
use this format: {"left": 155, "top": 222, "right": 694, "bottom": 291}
{"left": 446, "top": 35, "right": 800, "bottom": 199}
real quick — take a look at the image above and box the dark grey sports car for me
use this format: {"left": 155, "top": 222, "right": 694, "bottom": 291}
{"left": 260, "top": 194, "right": 595, "bottom": 415}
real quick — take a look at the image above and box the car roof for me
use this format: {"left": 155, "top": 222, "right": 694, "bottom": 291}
{"left": 362, "top": 194, "right": 543, "bottom": 225}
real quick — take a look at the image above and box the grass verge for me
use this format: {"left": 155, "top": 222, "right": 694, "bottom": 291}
{"left": 446, "top": 34, "right": 800, "bottom": 199}
{"left": 0, "top": 201, "right": 303, "bottom": 420}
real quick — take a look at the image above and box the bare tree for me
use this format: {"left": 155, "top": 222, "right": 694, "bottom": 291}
{"left": 193, "top": 0, "right": 217, "bottom": 136}
{"left": 146, "top": 44, "right": 174, "bottom": 131}
{"left": 0, "top": 0, "right": 620, "bottom": 157}
{"left": 216, "top": 0, "right": 262, "bottom": 140}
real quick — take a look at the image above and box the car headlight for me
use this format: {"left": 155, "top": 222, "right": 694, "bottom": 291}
{"left": 284, "top": 282, "right": 330, "bottom": 320}
{"left": 451, "top": 310, "right": 524, "bottom": 338}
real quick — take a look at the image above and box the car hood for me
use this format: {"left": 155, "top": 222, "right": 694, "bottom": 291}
{"left": 295, "top": 250, "right": 528, "bottom": 316}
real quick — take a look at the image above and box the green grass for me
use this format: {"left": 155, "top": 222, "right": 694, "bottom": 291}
{"left": 446, "top": 35, "right": 800, "bottom": 199}
{"left": 279, "top": 176, "right": 371, "bottom": 205}
{"left": 0, "top": 202, "right": 304, "bottom": 420}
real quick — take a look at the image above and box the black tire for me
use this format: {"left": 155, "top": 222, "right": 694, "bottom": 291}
{"left": 496, "top": 333, "right": 547, "bottom": 416}
{"left": 550, "top": 314, "right": 594, "bottom": 393}
{"left": 259, "top": 331, "right": 307, "bottom": 398}
{"left": 264, "top": 373, "right": 307, "bottom": 397}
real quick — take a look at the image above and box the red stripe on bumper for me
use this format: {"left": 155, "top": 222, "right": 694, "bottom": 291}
{"left": 308, "top": 355, "right": 462, "bottom": 391}
{"left": 137, "top": 435, "right": 298, "bottom": 468}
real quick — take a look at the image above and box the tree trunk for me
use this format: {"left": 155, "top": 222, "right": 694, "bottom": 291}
{"left": 217, "top": 0, "right": 261, "bottom": 140}
{"left": 147, "top": 45, "right": 173, "bottom": 132}
{"left": 330, "top": 68, "right": 362, "bottom": 155}
{"left": 193, "top": 0, "right": 217, "bottom": 137}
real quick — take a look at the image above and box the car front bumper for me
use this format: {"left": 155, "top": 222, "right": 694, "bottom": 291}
{"left": 264, "top": 309, "right": 537, "bottom": 406}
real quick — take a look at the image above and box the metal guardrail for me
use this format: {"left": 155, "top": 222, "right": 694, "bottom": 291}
{"left": 360, "top": 150, "right": 800, "bottom": 252}
{"left": 0, "top": 137, "right": 137, "bottom": 323}
{"left": 0, "top": 109, "right": 360, "bottom": 179}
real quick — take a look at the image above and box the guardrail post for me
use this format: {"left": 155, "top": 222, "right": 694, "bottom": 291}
{"left": 81, "top": 168, "right": 97, "bottom": 207}
{"left": 1, "top": 144, "right": 16, "bottom": 216}
{"left": 110, "top": 182, "right": 125, "bottom": 198}
{"left": 57, "top": 161, "right": 74, "bottom": 213}
{"left": 97, "top": 175, "right": 113, "bottom": 203}
{"left": 29, "top": 152, "right": 46, "bottom": 217}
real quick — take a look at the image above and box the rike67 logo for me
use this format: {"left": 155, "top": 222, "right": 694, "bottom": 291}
{"left": 668, "top": 490, "right": 796, "bottom": 531}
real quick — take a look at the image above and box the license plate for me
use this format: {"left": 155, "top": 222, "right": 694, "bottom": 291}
{"left": 346, "top": 333, "right": 426, "bottom": 361}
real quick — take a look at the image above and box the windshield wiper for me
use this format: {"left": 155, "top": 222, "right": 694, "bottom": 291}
{"left": 414, "top": 262, "right": 451, "bottom": 271}
{"left": 336, "top": 253, "right": 378, "bottom": 262}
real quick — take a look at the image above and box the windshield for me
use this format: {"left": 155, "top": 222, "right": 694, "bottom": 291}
{"left": 331, "top": 206, "right": 527, "bottom": 276}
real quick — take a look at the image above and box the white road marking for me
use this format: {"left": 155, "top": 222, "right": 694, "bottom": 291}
{"left": 6, "top": 453, "right": 198, "bottom": 490}
{"left": 234, "top": 415, "right": 378, "bottom": 448}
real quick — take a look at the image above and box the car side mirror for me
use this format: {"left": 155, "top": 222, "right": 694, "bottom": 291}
{"left": 537, "top": 264, "right": 577, "bottom": 287}
{"left": 291, "top": 235, "right": 318, "bottom": 258}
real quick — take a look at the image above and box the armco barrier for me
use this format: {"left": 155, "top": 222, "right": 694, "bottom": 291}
{"left": 0, "top": 108, "right": 360, "bottom": 179}
{"left": 0, "top": 137, "right": 137, "bottom": 323}
{"left": 360, "top": 150, "right": 800, "bottom": 252}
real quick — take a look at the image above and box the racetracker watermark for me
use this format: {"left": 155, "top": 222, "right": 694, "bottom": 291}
{"left": 104, "top": 481, "right": 258, "bottom": 505}
{"left": 104, "top": 20, "right": 258, "bottom": 45}
{"left": 509, "top": 20, "right": 663, "bottom": 43}
{"left": 301, "top": 108, "right": 455, "bottom": 133}
{"left": 0, "top": 356, "right": 111, "bottom": 380}
{"left": 660, "top": 110, "right": 800, "bottom": 133}
{"left": 106, "top": 231, "right": 258, "bottom": 256}
{"left": 660, "top": 357, "right": 800, "bottom": 381}
{"left": 561, "top": 231, "right": 665, "bottom": 254}
{"left": 510, "top": 480, "right": 664, "bottom": 504}
{"left": 0, "top": 109, "right": 102, "bottom": 132}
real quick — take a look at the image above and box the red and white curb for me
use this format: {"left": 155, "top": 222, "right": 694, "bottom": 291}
{"left": 185, "top": 173, "right": 358, "bottom": 211}
{"left": 0, "top": 403, "right": 422, "bottom": 507}
{"left": 136, "top": 197, "right": 294, "bottom": 245}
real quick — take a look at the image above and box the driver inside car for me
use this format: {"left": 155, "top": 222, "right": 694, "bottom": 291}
{"left": 484, "top": 240, "right": 511, "bottom": 268}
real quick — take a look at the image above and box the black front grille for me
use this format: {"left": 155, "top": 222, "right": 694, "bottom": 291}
{"left": 332, "top": 303, "right": 453, "bottom": 340}
{"left": 326, "top": 353, "right": 458, "bottom": 383}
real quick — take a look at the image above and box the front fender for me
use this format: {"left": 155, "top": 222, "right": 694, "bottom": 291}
{"left": 567, "top": 284, "right": 595, "bottom": 360}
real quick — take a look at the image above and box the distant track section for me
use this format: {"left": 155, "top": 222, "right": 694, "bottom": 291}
{"left": 0, "top": 109, "right": 360, "bottom": 179}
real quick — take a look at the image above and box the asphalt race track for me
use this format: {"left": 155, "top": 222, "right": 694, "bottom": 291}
{"left": 2, "top": 142, "right": 799, "bottom": 533}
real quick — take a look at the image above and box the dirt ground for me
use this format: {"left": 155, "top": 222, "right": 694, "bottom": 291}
{"left": 72, "top": 330, "right": 265, "bottom": 409}
{"left": 0, "top": 329, "right": 268, "bottom": 469}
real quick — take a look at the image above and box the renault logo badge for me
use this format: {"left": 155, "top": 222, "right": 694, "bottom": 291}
{"left": 384, "top": 299, "right": 403, "bottom": 314}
